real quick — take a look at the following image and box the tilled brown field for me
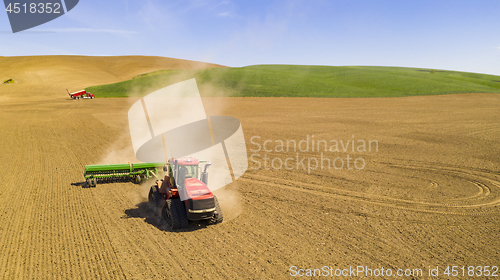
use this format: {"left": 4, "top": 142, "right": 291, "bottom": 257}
{"left": 0, "top": 57, "right": 499, "bottom": 279}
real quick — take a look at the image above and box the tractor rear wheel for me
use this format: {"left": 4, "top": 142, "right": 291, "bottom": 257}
{"left": 210, "top": 196, "right": 223, "bottom": 224}
{"left": 148, "top": 185, "right": 164, "bottom": 208}
{"left": 162, "top": 198, "right": 188, "bottom": 229}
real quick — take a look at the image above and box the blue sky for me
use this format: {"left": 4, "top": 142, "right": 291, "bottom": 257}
{"left": 1, "top": 0, "right": 499, "bottom": 75}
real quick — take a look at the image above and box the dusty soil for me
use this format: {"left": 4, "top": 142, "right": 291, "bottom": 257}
{"left": 0, "top": 56, "right": 498, "bottom": 279}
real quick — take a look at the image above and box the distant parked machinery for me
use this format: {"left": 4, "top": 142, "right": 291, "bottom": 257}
{"left": 67, "top": 89, "right": 95, "bottom": 99}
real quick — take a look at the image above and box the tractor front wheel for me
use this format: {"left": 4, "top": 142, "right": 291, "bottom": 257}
{"left": 162, "top": 198, "right": 188, "bottom": 229}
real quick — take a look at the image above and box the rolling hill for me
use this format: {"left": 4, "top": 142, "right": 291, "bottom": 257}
{"left": 86, "top": 65, "right": 500, "bottom": 98}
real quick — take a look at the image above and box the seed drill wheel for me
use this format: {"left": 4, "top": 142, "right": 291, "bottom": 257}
{"left": 86, "top": 178, "right": 92, "bottom": 188}
{"left": 162, "top": 198, "right": 188, "bottom": 229}
{"left": 210, "top": 196, "right": 223, "bottom": 224}
{"left": 148, "top": 185, "right": 164, "bottom": 208}
{"left": 135, "top": 175, "right": 141, "bottom": 184}
{"left": 92, "top": 178, "right": 97, "bottom": 187}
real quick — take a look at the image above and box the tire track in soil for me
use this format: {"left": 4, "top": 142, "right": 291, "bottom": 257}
{"left": 383, "top": 162, "right": 500, "bottom": 208}
{"left": 238, "top": 173, "right": 499, "bottom": 273}
{"left": 241, "top": 161, "right": 500, "bottom": 216}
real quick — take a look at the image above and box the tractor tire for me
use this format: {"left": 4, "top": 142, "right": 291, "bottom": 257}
{"left": 162, "top": 198, "right": 188, "bottom": 229}
{"left": 92, "top": 178, "right": 97, "bottom": 187}
{"left": 148, "top": 185, "right": 164, "bottom": 208}
{"left": 135, "top": 175, "right": 141, "bottom": 184}
{"left": 210, "top": 196, "right": 223, "bottom": 224}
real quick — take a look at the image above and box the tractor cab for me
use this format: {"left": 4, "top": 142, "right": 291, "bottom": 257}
{"left": 159, "top": 158, "right": 213, "bottom": 202}
{"left": 166, "top": 158, "right": 211, "bottom": 188}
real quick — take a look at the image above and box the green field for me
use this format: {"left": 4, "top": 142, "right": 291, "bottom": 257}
{"left": 85, "top": 65, "right": 500, "bottom": 98}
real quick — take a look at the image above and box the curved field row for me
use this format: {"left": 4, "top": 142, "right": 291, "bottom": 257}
{"left": 243, "top": 158, "right": 500, "bottom": 216}
{"left": 240, "top": 163, "right": 500, "bottom": 217}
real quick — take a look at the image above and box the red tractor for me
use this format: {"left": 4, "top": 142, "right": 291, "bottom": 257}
{"left": 67, "top": 89, "right": 95, "bottom": 99}
{"left": 148, "top": 158, "right": 223, "bottom": 229}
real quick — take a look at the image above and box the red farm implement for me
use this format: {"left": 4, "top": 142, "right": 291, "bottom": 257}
{"left": 67, "top": 89, "right": 95, "bottom": 99}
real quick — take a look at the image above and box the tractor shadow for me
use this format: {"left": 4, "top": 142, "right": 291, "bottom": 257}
{"left": 123, "top": 202, "right": 212, "bottom": 232}
{"left": 71, "top": 179, "right": 131, "bottom": 189}
{"left": 71, "top": 181, "right": 92, "bottom": 188}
